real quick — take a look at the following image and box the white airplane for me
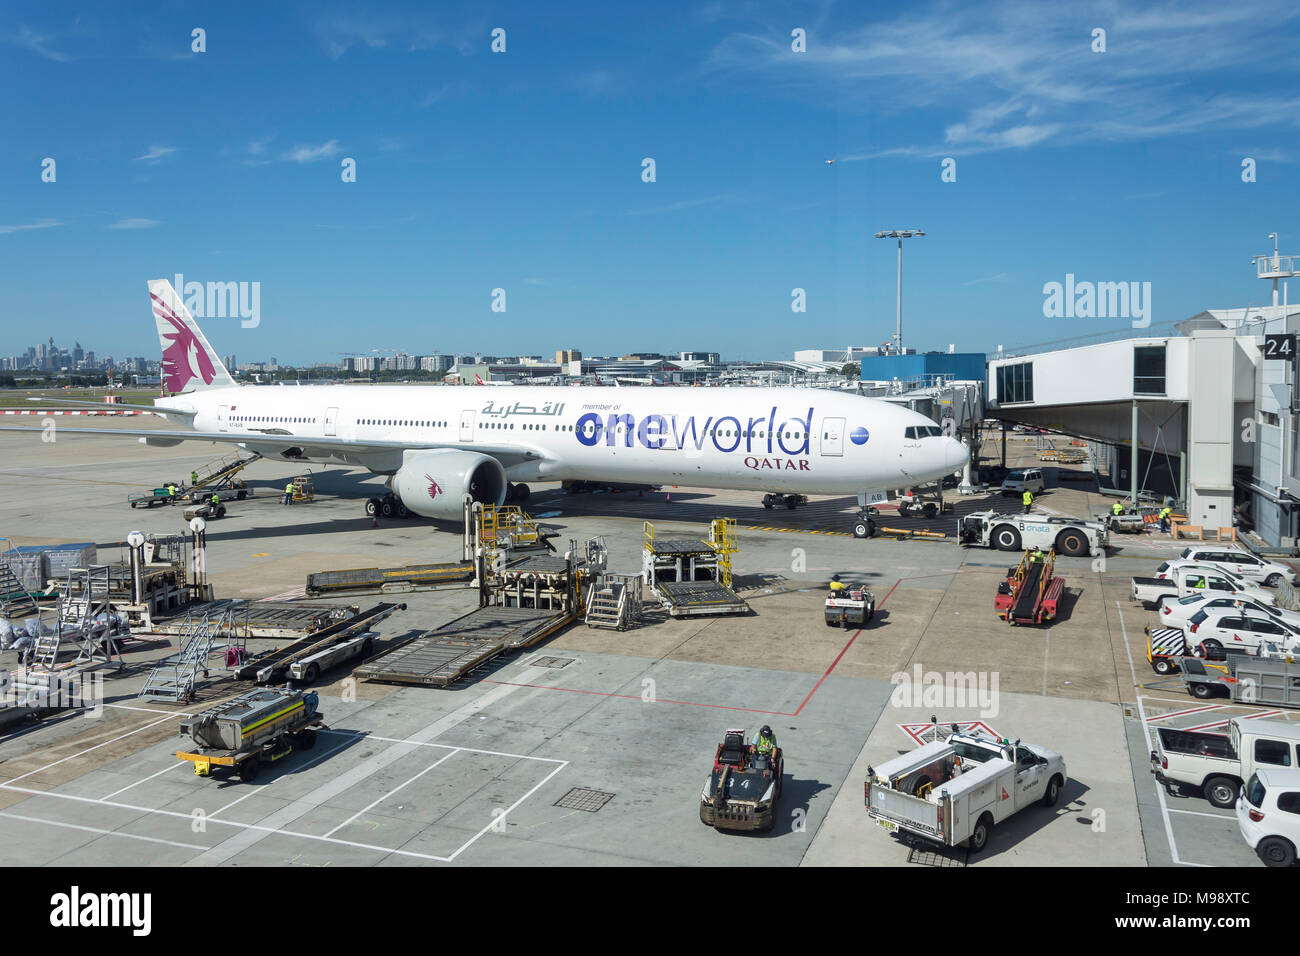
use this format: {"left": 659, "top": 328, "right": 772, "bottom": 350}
{"left": 3, "top": 280, "right": 968, "bottom": 536}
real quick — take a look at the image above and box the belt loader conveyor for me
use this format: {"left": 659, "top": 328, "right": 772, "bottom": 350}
{"left": 353, "top": 605, "right": 574, "bottom": 687}
{"left": 305, "top": 562, "right": 475, "bottom": 597}
{"left": 233, "top": 602, "right": 406, "bottom": 685}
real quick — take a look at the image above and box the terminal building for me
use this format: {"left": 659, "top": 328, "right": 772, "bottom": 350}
{"left": 986, "top": 300, "right": 1300, "bottom": 550}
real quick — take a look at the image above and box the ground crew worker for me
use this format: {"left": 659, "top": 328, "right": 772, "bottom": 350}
{"left": 829, "top": 573, "right": 846, "bottom": 594}
{"left": 1159, "top": 505, "right": 1172, "bottom": 533}
{"left": 191, "top": 470, "right": 199, "bottom": 486}
{"left": 1112, "top": 501, "right": 1124, "bottom": 517}
{"left": 166, "top": 483, "right": 176, "bottom": 500}
{"left": 210, "top": 493, "right": 219, "bottom": 507}
{"left": 283, "top": 481, "right": 294, "bottom": 506}
{"left": 1029, "top": 547, "right": 1045, "bottom": 563}
{"left": 755, "top": 725, "right": 776, "bottom": 756}
{"left": 1022, "top": 489, "right": 1033, "bottom": 514}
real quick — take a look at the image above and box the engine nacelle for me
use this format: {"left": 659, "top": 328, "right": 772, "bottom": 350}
{"left": 391, "top": 449, "right": 507, "bottom": 519}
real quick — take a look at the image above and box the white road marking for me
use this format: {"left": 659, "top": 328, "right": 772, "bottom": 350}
{"left": 1166, "top": 808, "right": 1237, "bottom": 821}
{"left": 0, "top": 810, "right": 208, "bottom": 852}
{"left": 100, "top": 760, "right": 182, "bottom": 800}
{"left": 324, "top": 748, "right": 461, "bottom": 838}
{"left": 444, "top": 758, "right": 571, "bottom": 862}
{"left": 181, "top": 670, "right": 552, "bottom": 866}
{"left": 1116, "top": 601, "right": 1207, "bottom": 867}
{"left": 5, "top": 714, "right": 178, "bottom": 785}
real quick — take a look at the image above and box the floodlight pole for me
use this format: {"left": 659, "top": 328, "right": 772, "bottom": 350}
{"left": 874, "top": 230, "right": 924, "bottom": 355}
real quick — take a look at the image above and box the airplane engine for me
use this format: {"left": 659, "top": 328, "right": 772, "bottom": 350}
{"left": 391, "top": 449, "right": 507, "bottom": 519}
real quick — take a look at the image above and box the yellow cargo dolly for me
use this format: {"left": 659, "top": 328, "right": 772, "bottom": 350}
{"left": 292, "top": 474, "right": 315, "bottom": 503}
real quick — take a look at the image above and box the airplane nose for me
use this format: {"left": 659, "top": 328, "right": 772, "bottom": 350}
{"left": 944, "top": 438, "right": 968, "bottom": 472}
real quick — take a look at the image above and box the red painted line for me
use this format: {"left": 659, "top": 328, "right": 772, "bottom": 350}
{"left": 792, "top": 627, "right": 862, "bottom": 716}
{"left": 1145, "top": 704, "right": 1222, "bottom": 723}
{"left": 877, "top": 578, "right": 902, "bottom": 608}
{"left": 485, "top": 574, "right": 912, "bottom": 718}
{"left": 1183, "top": 710, "right": 1284, "bottom": 732}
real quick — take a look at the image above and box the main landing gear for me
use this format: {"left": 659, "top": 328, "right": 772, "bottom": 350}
{"left": 505, "top": 482, "right": 531, "bottom": 504}
{"left": 761, "top": 493, "right": 808, "bottom": 510}
{"left": 366, "top": 493, "right": 411, "bottom": 519}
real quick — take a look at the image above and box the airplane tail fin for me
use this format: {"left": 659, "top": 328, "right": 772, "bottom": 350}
{"left": 147, "top": 279, "right": 236, "bottom": 394}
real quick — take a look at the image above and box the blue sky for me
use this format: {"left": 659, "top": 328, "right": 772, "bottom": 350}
{"left": 2, "top": 0, "right": 1298, "bottom": 363}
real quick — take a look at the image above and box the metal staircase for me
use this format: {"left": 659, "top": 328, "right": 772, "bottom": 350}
{"left": 139, "top": 603, "right": 241, "bottom": 702}
{"left": 584, "top": 573, "right": 643, "bottom": 631}
{"left": 0, "top": 562, "right": 40, "bottom": 619}
{"left": 59, "top": 567, "right": 124, "bottom": 668}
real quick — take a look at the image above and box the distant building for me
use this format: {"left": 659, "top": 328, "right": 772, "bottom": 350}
{"left": 556, "top": 349, "right": 582, "bottom": 364}
{"left": 679, "top": 351, "right": 720, "bottom": 365}
{"left": 794, "top": 346, "right": 895, "bottom": 364}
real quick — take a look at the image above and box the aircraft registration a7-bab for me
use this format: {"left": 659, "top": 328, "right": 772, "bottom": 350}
{"left": 4, "top": 279, "right": 968, "bottom": 537}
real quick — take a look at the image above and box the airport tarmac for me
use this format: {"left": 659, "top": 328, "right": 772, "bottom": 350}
{"left": 0, "top": 421, "right": 1291, "bottom": 866}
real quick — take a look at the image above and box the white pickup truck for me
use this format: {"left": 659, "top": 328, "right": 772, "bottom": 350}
{"left": 1131, "top": 565, "right": 1274, "bottom": 609}
{"left": 1150, "top": 716, "right": 1300, "bottom": 808}
{"left": 865, "top": 729, "right": 1067, "bottom": 855}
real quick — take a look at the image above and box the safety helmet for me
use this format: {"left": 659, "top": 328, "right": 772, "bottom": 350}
{"left": 831, "top": 574, "right": 841, "bottom": 581}
{"left": 760, "top": 725, "right": 772, "bottom": 737}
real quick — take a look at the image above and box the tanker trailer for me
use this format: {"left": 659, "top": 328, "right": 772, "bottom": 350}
{"left": 176, "top": 687, "right": 324, "bottom": 781}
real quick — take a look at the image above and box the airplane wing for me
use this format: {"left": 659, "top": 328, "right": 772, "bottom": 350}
{"left": 0, "top": 423, "right": 545, "bottom": 469}
{"left": 24, "top": 397, "right": 197, "bottom": 418}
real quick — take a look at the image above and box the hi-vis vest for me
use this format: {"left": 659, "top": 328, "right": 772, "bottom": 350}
{"left": 1022, "top": 491, "right": 1033, "bottom": 504}
{"left": 285, "top": 483, "right": 294, "bottom": 493}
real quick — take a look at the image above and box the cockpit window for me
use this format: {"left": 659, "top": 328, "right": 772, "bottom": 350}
{"left": 904, "top": 426, "right": 943, "bottom": 439}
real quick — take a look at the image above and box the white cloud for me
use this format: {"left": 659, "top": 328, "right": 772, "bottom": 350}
{"left": 109, "top": 218, "right": 161, "bottom": 230}
{"left": 311, "top": 13, "right": 444, "bottom": 60}
{"left": 962, "top": 272, "right": 1011, "bottom": 286}
{"left": 0, "top": 218, "right": 63, "bottom": 235}
{"left": 283, "top": 140, "right": 341, "bottom": 163}
{"left": 14, "top": 25, "right": 73, "bottom": 62}
{"left": 703, "top": 1, "right": 1300, "bottom": 156}
{"left": 135, "top": 144, "right": 177, "bottom": 164}
{"left": 628, "top": 193, "right": 738, "bottom": 215}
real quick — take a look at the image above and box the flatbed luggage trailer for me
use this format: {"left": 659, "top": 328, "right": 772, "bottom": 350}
{"left": 1179, "top": 656, "right": 1300, "bottom": 705}
{"left": 176, "top": 688, "right": 324, "bottom": 782}
{"left": 994, "top": 550, "right": 1064, "bottom": 625}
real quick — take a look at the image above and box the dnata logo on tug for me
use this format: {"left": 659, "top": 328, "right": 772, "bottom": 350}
{"left": 572, "top": 405, "right": 849, "bottom": 471}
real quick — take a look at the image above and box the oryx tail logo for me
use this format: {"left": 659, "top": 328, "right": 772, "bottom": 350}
{"left": 425, "top": 475, "right": 443, "bottom": 500}
{"left": 151, "top": 292, "right": 215, "bottom": 393}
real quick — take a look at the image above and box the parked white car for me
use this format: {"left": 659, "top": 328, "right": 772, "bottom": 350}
{"left": 1158, "top": 593, "right": 1300, "bottom": 630}
{"left": 1237, "top": 767, "right": 1300, "bottom": 867}
{"left": 1000, "top": 468, "right": 1046, "bottom": 497}
{"left": 1177, "top": 546, "right": 1296, "bottom": 587}
{"left": 1153, "top": 561, "right": 1278, "bottom": 604}
{"left": 1133, "top": 563, "right": 1276, "bottom": 609}
{"left": 1187, "top": 609, "right": 1300, "bottom": 658}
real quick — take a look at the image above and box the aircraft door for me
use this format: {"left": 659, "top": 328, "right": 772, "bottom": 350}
{"left": 217, "top": 405, "right": 228, "bottom": 432}
{"left": 460, "top": 410, "right": 475, "bottom": 442}
{"left": 324, "top": 406, "right": 339, "bottom": 436}
{"left": 820, "top": 417, "right": 845, "bottom": 456}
